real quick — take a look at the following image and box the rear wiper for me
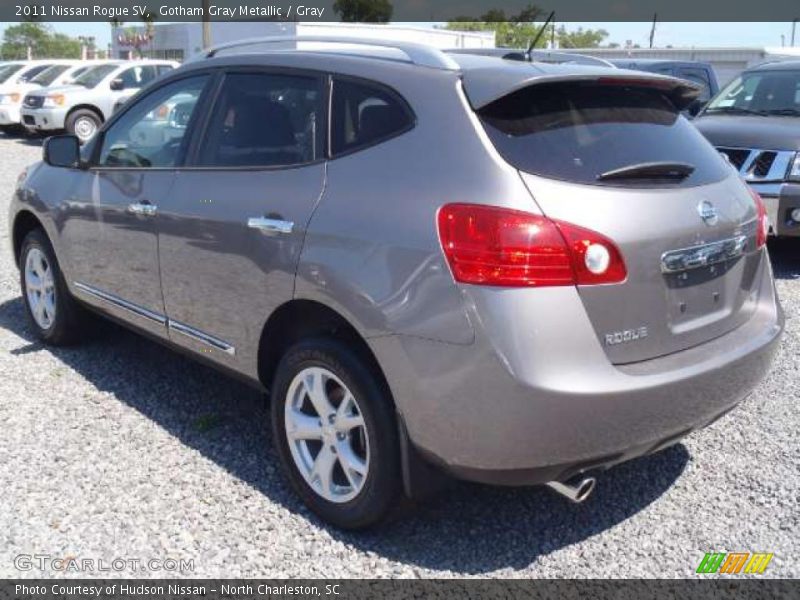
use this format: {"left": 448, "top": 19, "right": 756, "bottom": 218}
{"left": 704, "top": 106, "right": 766, "bottom": 116}
{"left": 597, "top": 162, "right": 696, "bottom": 182}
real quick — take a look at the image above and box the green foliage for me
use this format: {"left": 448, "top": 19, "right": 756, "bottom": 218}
{"left": 1, "top": 22, "right": 81, "bottom": 59}
{"left": 333, "top": 0, "right": 393, "bottom": 22}
{"left": 445, "top": 4, "right": 609, "bottom": 49}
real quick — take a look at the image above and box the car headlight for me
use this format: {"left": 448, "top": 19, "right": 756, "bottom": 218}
{"left": 43, "top": 94, "right": 65, "bottom": 108}
{"left": 0, "top": 92, "right": 21, "bottom": 105}
{"left": 789, "top": 152, "right": 800, "bottom": 182}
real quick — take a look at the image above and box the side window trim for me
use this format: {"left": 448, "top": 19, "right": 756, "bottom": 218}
{"left": 89, "top": 71, "right": 218, "bottom": 171}
{"left": 183, "top": 66, "right": 329, "bottom": 171}
{"left": 328, "top": 74, "right": 417, "bottom": 160}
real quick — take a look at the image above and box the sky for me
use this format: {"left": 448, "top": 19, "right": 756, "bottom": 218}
{"left": 0, "top": 22, "right": 796, "bottom": 50}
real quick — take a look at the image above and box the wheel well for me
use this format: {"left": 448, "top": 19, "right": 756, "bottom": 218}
{"left": 12, "top": 210, "right": 44, "bottom": 266}
{"left": 257, "top": 300, "right": 390, "bottom": 398}
{"left": 67, "top": 104, "right": 104, "bottom": 123}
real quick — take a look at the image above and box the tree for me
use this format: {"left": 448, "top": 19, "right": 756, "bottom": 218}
{"left": 555, "top": 26, "right": 609, "bottom": 48}
{"left": 445, "top": 4, "right": 609, "bottom": 49}
{"left": 333, "top": 0, "right": 392, "bottom": 23}
{"left": 1, "top": 22, "right": 81, "bottom": 59}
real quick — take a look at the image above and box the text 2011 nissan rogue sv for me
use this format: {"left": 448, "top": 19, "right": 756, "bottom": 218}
{"left": 9, "top": 39, "right": 783, "bottom": 528}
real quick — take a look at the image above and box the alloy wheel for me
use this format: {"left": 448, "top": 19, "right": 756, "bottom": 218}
{"left": 284, "top": 367, "right": 370, "bottom": 504}
{"left": 24, "top": 248, "right": 56, "bottom": 330}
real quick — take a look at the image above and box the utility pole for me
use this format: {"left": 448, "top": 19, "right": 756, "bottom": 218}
{"left": 649, "top": 13, "right": 658, "bottom": 48}
{"left": 792, "top": 19, "right": 798, "bottom": 46}
{"left": 202, "top": 0, "right": 212, "bottom": 49}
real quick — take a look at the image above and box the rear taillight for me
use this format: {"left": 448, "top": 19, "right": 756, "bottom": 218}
{"left": 437, "top": 203, "right": 627, "bottom": 288}
{"left": 749, "top": 188, "right": 769, "bottom": 249}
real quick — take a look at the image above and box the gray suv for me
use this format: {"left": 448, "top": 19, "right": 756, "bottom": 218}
{"left": 9, "top": 38, "right": 784, "bottom": 529}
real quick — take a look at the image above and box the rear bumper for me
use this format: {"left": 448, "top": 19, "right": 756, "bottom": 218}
{"left": 371, "top": 252, "right": 783, "bottom": 485}
{"left": 751, "top": 182, "right": 800, "bottom": 237}
{"left": 20, "top": 107, "right": 67, "bottom": 132}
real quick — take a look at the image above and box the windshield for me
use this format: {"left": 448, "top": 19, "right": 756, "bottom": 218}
{"left": 0, "top": 63, "right": 25, "bottom": 84}
{"left": 72, "top": 64, "right": 117, "bottom": 88}
{"left": 706, "top": 69, "right": 800, "bottom": 116}
{"left": 30, "top": 64, "right": 70, "bottom": 86}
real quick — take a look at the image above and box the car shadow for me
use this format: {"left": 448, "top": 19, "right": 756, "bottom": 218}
{"left": 768, "top": 238, "right": 799, "bottom": 280}
{"left": 0, "top": 295, "right": 689, "bottom": 573}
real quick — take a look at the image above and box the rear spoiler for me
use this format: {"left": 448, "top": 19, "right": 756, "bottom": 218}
{"left": 462, "top": 71, "right": 702, "bottom": 111}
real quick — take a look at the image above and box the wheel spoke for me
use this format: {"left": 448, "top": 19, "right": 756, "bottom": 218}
{"left": 310, "top": 445, "right": 337, "bottom": 496}
{"left": 287, "top": 410, "right": 323, "bottom": 441}
{"left": 26, "top": 275, "right": 42, "bottom": 292}
{"left": 336, "top": 442, "right": 367, "bottom": 486}
{"left": 304, "top": 369, "right": 333, "bottom": 418}
{"left": 335, "top": 393, "right": 364, "bottom": 432}
{"left": 43, "top": 294, "right": 56, "bottom": 321}
{"left": 33, "top": 299, "right": 46, "bottom": 323}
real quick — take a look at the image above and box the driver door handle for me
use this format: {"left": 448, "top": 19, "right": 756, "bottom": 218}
{"left": 127, "top": 202, "right": 158, "bottom": 217}
{"left": 247, "top": 217, "right": 294, "bottom": 236}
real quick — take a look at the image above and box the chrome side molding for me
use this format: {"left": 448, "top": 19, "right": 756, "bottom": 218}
{"left": 661, "top": 235, "right": 749, "bottom": 274}
{"left": 73, "top": 282, "right": 235, "bottom": 356}
{"left": 168, "top": 320, "right": 236, "bottom": 356}
{"left": 73, "top": 282, "right": 166, "bottom": 325}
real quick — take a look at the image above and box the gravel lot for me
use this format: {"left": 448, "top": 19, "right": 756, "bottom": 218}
{"left": 0, "top": 133, "right": 797, "bottom": 579}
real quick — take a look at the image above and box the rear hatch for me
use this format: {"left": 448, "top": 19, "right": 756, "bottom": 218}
{"left": 467, "top": 72, "right": 764, "bottom": 364}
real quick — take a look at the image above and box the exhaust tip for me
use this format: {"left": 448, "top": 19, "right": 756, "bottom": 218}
{"left": 545, "top": 476, "right": 597, "bottom": 504}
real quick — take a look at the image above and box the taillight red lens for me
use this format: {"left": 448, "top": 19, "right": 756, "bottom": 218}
{"left": 437, "top": 203, "right": 626, "bottom": 288}
{"left": 749, "top": 188, "right": 769, "bottom": 249}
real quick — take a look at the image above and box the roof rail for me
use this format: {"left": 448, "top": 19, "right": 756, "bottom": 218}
{"left": 446, "top": 47, "right": 616, "bottom": 68}
{"left": 203, "top": 36, "right": 461, "bottom": 71}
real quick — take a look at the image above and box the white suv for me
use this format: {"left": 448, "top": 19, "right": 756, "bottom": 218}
{"left": 0, "top": 60, "right": 78, "bottom": 134}
{"left": 21, "top": 60, "right": 178, "bottom": 142}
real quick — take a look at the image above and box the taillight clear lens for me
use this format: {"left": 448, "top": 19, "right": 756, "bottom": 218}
{"left": 749, "top": 188, "right": 768, "bottom": 249}
{"left": 437, "top": 203, "right": 626, "bottom": 287}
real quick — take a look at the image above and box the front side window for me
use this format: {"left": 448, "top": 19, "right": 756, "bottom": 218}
{"left": 117, "top": 65, "right": 157, "bottom": 89}
{"left": 196, "top": 72, "right": 324, "bottom": 168}
{"left": 331, "top": 79, "right": 414, "bottom": 156}
{"left": 707, "top": 69, "right": 800, "bottom": 116}
{"left": 98, "top": 75, "right": 209, "bottom": 168}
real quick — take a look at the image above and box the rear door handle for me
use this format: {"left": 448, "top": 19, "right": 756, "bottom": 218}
{"left": 247, "top": 217, "right": 294, "bottom": 236}
{"left": 127, "top": 202, "right": 158, "bottom": 217}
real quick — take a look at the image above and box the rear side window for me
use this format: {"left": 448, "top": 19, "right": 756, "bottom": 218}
{"left": 677, "top": 67, "right": 712, "bottom": 101}
{"left": 197, "top": 72, "right": 324, "bottom": 168}
{"left": 331, "top": 79, "right": 413, "bottom": 156}
{"left": 479, "top": 82, "right": 729, "bottom": 187}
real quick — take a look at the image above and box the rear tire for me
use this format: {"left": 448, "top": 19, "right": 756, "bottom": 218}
{"left": 65, "top": 109, "right": 101, "bottom": 143}
{"left": 271, "top": 338, "right": 400, "bottom": 529}
{"left": 19, "top": 229, "right": 89, "bottom": 346}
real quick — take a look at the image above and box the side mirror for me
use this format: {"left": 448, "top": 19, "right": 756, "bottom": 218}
{"left": 687, "top": 100, "right": 708, "bottom": 118}
{"left": 110, "top": 78, "right": 124, "bottom": 91}
{"left": 43, "top": 135, "right": 81, "bottom": 168}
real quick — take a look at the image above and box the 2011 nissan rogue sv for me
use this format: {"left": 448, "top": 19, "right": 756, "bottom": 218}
{"left": 9, "top": 38, "right": 784, "bottom": 529}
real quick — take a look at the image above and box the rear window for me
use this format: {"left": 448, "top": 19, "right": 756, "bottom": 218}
{"left": 479, "top": 82, "right": 729, "bottom": 187}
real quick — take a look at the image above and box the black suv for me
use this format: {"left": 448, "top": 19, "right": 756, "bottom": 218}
{"left": 694, "top": 60, "right": 800, "bottom": 238}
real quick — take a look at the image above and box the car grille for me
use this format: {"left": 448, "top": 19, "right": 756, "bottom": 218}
{"left": 717, "top": 147, "right": 793, "bottom": 183}
{"left": 24, "top": 95, "right": 45, "bottom": 109}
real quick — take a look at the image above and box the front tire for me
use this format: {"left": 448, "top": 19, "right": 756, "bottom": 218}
{"left": 19, "top": 229, "right": 89, "bottom": 345}
{"left": 65, "top": 108, "right": 101, "bottom": 143}
{"left": 271, "top": 338, "right": 400, "bottom": 529}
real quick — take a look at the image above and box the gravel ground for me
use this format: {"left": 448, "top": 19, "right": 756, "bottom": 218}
{"left": 0, "top": 133, "right": 797, "bottom": 579}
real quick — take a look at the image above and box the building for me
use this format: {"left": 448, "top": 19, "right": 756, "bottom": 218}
{"left": 111, "top": 22, "right": 496, "bottom": 63}
{"left": 571, "top": 46, "right": 800, "bottom": 85}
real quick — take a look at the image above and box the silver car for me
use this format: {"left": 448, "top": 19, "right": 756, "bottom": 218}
{"left": 20, "top": 60, "right": 178, "bottom": 142}
{"left": 9, "top": 38, "right": 783, "bottom": 529}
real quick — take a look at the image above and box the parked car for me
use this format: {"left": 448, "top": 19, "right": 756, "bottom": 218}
{"left": 694, "top": 60, "right": 800, "bottom": 238}
{"left": 609, "top": 59, "right": 719, "bottom": 115}
{"left": 0, "top": 60, "right": 78, "bottom": 134}
{"left": 20, "top": 60, "right": 179, "bottom": 142}
{"left": 9, "top": 38, "right": 783, "bottom": 529}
